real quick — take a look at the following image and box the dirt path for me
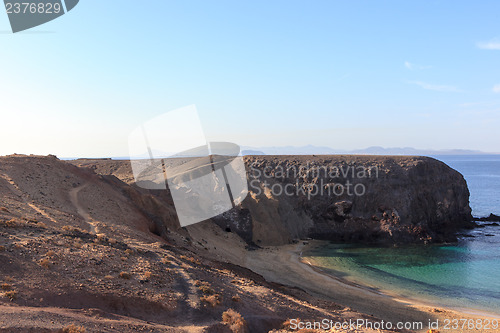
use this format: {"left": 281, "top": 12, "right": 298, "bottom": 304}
{"left": 169, "top": 257, "right": 200, "bottom": 310}
{"left": 124, "top": 243, "right": 201, "bottom": 323}
{"left": 69, "top": 183, "right": 99, "bottom": 234}
{"left": 162, "top": 252, "right": 201, "bottom": 321}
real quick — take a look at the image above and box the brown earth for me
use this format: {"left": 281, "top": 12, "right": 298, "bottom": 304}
{"left": 0, "top": 155, "right": 400, "bottom": 333}
{"left": 0, "top": 154, "right": 484, "bottom": 333}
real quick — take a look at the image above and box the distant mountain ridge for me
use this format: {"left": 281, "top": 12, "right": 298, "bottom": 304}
{"left": 241, "top": 145, "right": 493, "bottom": 156}
{"left": 60, "top": 146, "right": 495, "bottom": 160}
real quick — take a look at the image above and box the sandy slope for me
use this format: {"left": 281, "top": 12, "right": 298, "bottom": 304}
{"left": 2, "top": 155, "right": 406, "bottom": 333}
{"left": 240, "top": 241, "right": 500, "bottom": 333}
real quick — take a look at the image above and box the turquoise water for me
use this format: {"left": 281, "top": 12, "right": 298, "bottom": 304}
{"left": 305, "top": 155, "right": 500, "bottom": 314}
{"left": 434, "top": 155, "right": 500, "bottom": 218}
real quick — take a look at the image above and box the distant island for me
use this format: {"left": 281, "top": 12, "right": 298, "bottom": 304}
{"left": 240, "top": 145, "right": 497, "bottom": 156}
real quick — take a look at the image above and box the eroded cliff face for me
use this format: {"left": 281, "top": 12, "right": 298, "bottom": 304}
{"left": 213, "top": 155, "right": 473, "bottom": 245}
{"left": 73, "top": 155, "right": 473, "bottom": 246}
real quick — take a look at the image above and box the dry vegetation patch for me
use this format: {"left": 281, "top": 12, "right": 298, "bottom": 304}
{"left": 1, "top": 283, "right": 12, "bottom": 291}
{"left": 4, "top": 290, "right": 18, "bottom": 301}
{"left": 60, "top": 324, "right": 86, "bottom": 333}
{"left": 196, "top": 280, "right": 215, "bottom": 295}
{"left": 201, "top": 294, "right": 221, "bottom": 307}
{"left": 222, "top": 309, "right": 248, "bottom": 333}
{"left": 0, "top": 219, "right": 18, "bottom": 228}
{"left": 180, "top": 255, "right": 201, "bottom": 265}
{"left": 39, "top": 258, "right": 51, "bottom": 268}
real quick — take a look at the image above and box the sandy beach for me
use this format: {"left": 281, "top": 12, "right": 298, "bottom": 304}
{"left": 243, "top": 241, "right": 500, "bottom": 333}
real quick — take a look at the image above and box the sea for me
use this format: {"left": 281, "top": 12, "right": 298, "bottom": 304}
{"left": 304, "top": 155, "right": 500, "bottom": 315}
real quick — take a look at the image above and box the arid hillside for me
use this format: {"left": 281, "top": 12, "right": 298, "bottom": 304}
{"left": 1, "top": 155, "right": 406, "bottom": 333}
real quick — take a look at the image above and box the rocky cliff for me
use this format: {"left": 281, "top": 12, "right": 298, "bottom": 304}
{"left": 73, "top": 155, "right": 473, "bottom": 246}
{"left": 213, "top": 155, "right": 473, "bottom": 245}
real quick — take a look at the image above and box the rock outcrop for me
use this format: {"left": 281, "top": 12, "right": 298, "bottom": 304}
{"left": 214, "top": 155, "right": 473, "bottom": 245}
{"left": 73, "top": 155, "right": 474, "bottom": 246}
{"left": 474, "top": 213, "right": 500, "bottom": 222}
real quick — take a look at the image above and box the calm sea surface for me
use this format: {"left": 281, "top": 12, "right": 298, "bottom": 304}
{"left": 304, "top": 155, "right": 500, "bottom": 314}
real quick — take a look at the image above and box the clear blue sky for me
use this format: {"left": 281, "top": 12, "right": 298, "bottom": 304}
{"left": 1, "top": 1, "right": 499, "bottom": 157}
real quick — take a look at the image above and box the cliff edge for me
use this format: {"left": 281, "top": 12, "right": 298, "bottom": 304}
{"left": 213, "top": 155, "right": 473, "bottom": 245}
{"left": 72, "top": 155, "right": 473, "bottom": 246}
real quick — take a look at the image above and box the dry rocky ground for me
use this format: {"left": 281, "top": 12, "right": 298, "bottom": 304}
{"left": 0, "top": 155, "right": 403, "bottom": 333}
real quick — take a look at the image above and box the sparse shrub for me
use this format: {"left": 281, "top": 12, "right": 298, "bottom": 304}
{"left": 120, "top": 256, "right": 128, "bottom": 261}
{"left": 2, "top": 219, "right": 17, "bottom": 228}
{"left": 46, "top": 250, "right": 56, "bottom": 257}
{"left": 222, "top": 309, "right": 248, "bottom": 333}
{"left": 282, "top": 319, "right": 299, "bottom": 330}
{"left": 39, "top": 258, "right": 50, "bottom": 268}
{"left": 104, "top": 275, "right": 113, "bottom": 280}
{"left": 180, "top": 255, "right": 200, "bottom": 265}
{"left": 201, "top": 294, "right": 221, "bottom": 307}
{"left": 37, "top": 222, "right": 47, "bottom": 228}
{"left": 124, "top": 249, "right": 134, "bottom": 255}
{"left": 144, "top": 271, "right": 153, "bottom": 279}
{"left": 4, "top": 290, "right": 17, "bottom": 301}
{"left": 0, "top": 245, "right": 5, "bottom": 252}
{"left": 191, "top": 257, "right": 201, "bottom": 265}
{"left": 61, "top": 324, "right": 86, "bottom": 333}
{"left": 199, "top": 285, "right": 215, "bottom": 295}
{"left": 1, "top": 283, "right": 12, "bottom": 291}
{"left": 231, "top": 295, "right": 240, "bottom": 302}
{"left": 62, "top": 225, "right": 84, "bottom": 233}
{"left": 196, "top": 280, "right": 215, "bottom": 295}
{"left": 119, "top": 272, "right": 131, "bottom": 279}
{"left": 95, "top": 233, "right": 107, "bottom": 243}
{"left": 161, "top": 258, "right": 170, "bottom": 265}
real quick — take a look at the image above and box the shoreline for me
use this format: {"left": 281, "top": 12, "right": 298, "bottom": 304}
{"left": 298, "top": 241, "right": 500, "bottom": 320}
{"left": 243, "top": 240, "right": 500, "bottom": 332}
